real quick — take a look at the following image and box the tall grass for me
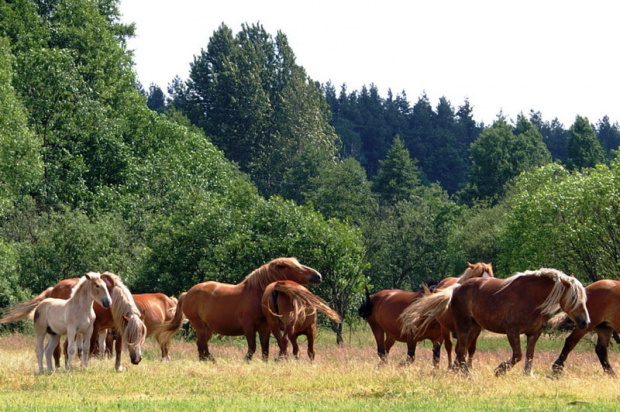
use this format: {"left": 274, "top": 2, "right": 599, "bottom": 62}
{"left": 0, "top": 330, "right": 618, "bottom": 411}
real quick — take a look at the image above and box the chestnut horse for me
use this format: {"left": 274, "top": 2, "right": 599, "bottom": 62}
{"left": 551, "top": 279, "right": 620, "bottom": 376}
{"left": 401, "top": 268, "right": 590, "bottom": 376}
{"left": 33, "top": 272, "right": 112, "bottom": 374}
{"left": 262, "top": 280, "right": 341, "bottom": 361}
{"left": 359, "top": 262, "right": 493, "bottom": 367}
{"left": 161, "top": 257, "right": 322, "bottom": 361}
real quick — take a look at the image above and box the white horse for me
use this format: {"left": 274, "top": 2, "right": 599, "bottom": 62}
{"left": 33, "top": 272, "right": 112, "bottom": 374}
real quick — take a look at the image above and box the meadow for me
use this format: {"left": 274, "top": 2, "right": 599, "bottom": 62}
{"left": 0, "top": 328, "right": 619, "bottom": 411}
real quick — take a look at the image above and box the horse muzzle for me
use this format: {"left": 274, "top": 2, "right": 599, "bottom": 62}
{"left": 130, "top": 352, "right": 142, "bottom": 365}
{"left": 575, "top": 314, "right": 590, "bottom": 330}
{"left": 309, "top": 273, "right": 322, "bottom": 284}
{"left": 100, "top": 298, "right": 111, "bottom": 309}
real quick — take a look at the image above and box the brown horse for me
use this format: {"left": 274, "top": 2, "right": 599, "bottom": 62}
{"left": 33, "top": 272, "right": 112, "bottom": 374}
{"left": 262, "top": 280, "right": 341, "bottom": 361}
{"left": 131, "top": 293, "right": 180, "bottom": 361}
{"left": 401, "top": 268, "right": 590, "bottom": 376}
{"left": 551, "top": 279, "right": 620, "bottom": 376}
{"left": 161, "top": 257, "right": 322, "bottom": 361}
{"left": 359, "top": 262, "right": 493, "bottom": 367}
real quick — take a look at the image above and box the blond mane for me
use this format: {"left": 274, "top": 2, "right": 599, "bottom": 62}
{"left": 244, "top": 258, "right": 301, "bottom": 290}
{"left": 102, "top": 272, "right": 146, "bottom": 348}
{"left": 458, "top": 262, "right": 493, "bottom": 284}
{"left": 496, "top": 268, "right": 586, "bottom": 315}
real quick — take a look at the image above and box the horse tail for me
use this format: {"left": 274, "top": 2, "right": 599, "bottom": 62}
{"left": 158, "top": 292, "right": 187, "bottom": 344}
{"left": 399, "top": 284, "right": 458, "bottom": 338}
{"left": 272, "top": 283, "right": 342, "bottom": 324}
{"left": 0, "top": 286, "right": 55, "bottom": 324}
{"left": 357, "top": 287, "right": 373, "bottom": 319}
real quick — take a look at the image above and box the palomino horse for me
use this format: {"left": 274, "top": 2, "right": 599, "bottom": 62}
{"left": 401, "top": 268, "right": 590, "bottom": 376}
{"left": 47, "top": 272, "right": 147, "bottom": 372}
{"left": 161, "top": 257, "right": 322, "bottom": 361}
{"left": 359, "top": 262, "right": 493, "bottom": 367}
{"left": 551, "top": 279, "right": 620, "bottom": 376}
{"left": 33, "top": 272, "right": 112, "bottom": 374}
{"left": 262, "top": 280, "right": 341, "bottom": 361}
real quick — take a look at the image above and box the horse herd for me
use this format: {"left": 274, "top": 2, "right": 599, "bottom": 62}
{"left": 0, "top": 257, "right": 619, "bottom": 378}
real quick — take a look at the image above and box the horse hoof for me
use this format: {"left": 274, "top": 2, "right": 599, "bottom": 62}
{"left": 116, "top": 366, "right": 125, "bottom": 373}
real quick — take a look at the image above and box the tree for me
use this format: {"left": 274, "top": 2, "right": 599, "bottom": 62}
{"left": 146, "top": 84, "right": 166, "bottom": 113}
{"left": 567, "top": 115, "right": 606, "bottom": 170}
{"left": 596, "top": 115, "right": 620, "bottom": 157}
{"left": 373, "top": 136, "right": 423, "bottom": 205}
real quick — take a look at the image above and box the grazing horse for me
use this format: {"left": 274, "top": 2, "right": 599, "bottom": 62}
{"left": 401, "top": 268, "right": 590, "bottom": 376}
{"left": 262, "top": 280, "right": 341, "bottom": 361}
{"left": 161, "top": 257, "right": 322, "bottom": 361}
{"left": 33, "top": 272, "right": 112, "bottom": 374}
{"left": 360, "top": 262, "right": 493, "bottom": 367}
{"left": 551, "top": 279, "right": 620, "bottom": 376}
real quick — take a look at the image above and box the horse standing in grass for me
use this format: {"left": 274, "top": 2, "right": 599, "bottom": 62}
{"left": 262, "top": 280, "right": 341, "bottom": 361}
{"left": 132, "top": 293, "right": 180, "bottom": 361}
{"left": 33, "top": 272, "right": 112, "bottom": 374}
{"left": 401, "top": 268, "right": 589, "bottom": 376}
{"left": 551, "top": 279, "right": 620, "bottom": 376}
{"left": 161, "top": 257, "right": 323, "bottom": 361}
{"left": 359, "top": 262, "right": 493, "bottom": 367}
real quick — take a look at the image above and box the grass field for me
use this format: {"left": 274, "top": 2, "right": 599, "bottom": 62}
{"left": 1, "top": 328, "right": 619, "bottom": 411}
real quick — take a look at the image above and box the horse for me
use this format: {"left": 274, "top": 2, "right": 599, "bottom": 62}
{"left": 359, "top": 262, "right": 493, "bottom": 367}
{"left": 551, "top": 279, "right": 620, "bottom": 376}
{"left": 43, "top": 272, "right": 147, "bottom": 372}
{"left": 33, "top": 272, "right": 112, "bottom": 374}
{"left": 131, "top": 293, "right": 180, "bottom": 361}
{"left": 401, "top": 268, "right": 590, "bottom": 376}
{"left": 161, "top": 257, "right": 323, "bottom": 361}
{"left": 262, "top": 280, "right": 341, "bottom": 361}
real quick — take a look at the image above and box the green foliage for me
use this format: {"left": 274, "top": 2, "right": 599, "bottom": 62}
{"left": 373, "top": 135, "right": 422, "bottom": 205}
{"left": 364, "top": 185, "right": 464, "bottom": 290}
{"left": 567, "top": 115, "right": 606, "bottom": 170}
{"left": 500, "top": 161, "right": 620, "bottom": 282}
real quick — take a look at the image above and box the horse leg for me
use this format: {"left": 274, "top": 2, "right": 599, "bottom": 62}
{"left": 495, "top": 330, "right": 522, "bottom": 376}
{"left": 244, "top": 331, "right": 257, "bottom": 362}
{"left": 454, "top": 321, "right": 477, "bottom": 374}
{"left": 113, "top": 334, "right": 124, "bottom": 372}
{"left": 81, "top": 329, "right": 93, "bottom": 368}
{"left": 594, "top": 326, "right": 615, "bottom": 376}
{"left": 307, "top": 325, "right": 316, "bottom": 361}
{"left": 271, "top": 322, "right": 289, "bottom": 361}
{"left": 431, "top": 340, "right": 442, "bottom": 368}
{"left": 441, "top": 327, "right": 453, "bottom": 369}
{"left": 53, "top": 340, "right": 62, "bottom": 369}
{"left": 159, "top": 334, "right": 171, "bottom": 361}
{"left": 44, "top": 334, "right": 60, "bottom": 373}
{"left": 290, "top": 333, "right": 300, "bottom": 360}
{"left": 193, "top": 322, "right": 214, "bottom": 361}
{"left": 97, "top": 330, "right": 107, "bottom": 358}
{"left": 467, "top": 327, "right": 482, "bottom": 369}
{"left": 402, "top": 337, "right": 416, "bottom": 366}
{"left": 65, "top": 329, "right": 78, "bottom": 371}
{"left": 523, "top": 330, "right": 542, "bottom": 376}
{"left": 35, "top": 332, "right": 47, "bottom": 374}
{"left": 259, "top": 330, "right": 270, "bottom": 362}
{"left": 552, "top": 327, "right": 588, "bottom": 376}
{"left": 370, "top": 325, "right": 388, "bottom": 364}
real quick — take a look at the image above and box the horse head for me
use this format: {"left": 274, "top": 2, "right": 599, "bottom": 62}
{"left": 560, "top": 275, "right": 590, "bottom": 330}
{"left": 84, "top": 272, "right": 112, "bottom": 309}
{"left": 123, "top": 312, "right": 147, "bottom": 365}
{"left": 272, "top": 257, "right": 322, "bottom": 285}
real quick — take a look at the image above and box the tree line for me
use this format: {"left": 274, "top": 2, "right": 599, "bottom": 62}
{"left": 2, "top": 1, "right": 620, "bottom": 339}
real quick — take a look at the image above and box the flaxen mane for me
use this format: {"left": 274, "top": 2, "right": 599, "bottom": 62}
{"left": 101, "top": 272, "right": 146, "bottom": 348}
{"left": 495, "top": 268, "right": 586, "bottom": 315}
{"left": 244, "top": 258, "right": 301, "bottom": 290}
{"left": 458, "top": 262, "right": 493, "bottom": 283}
{"left": 268, "top": 283, "right": 341, "bottom": 324}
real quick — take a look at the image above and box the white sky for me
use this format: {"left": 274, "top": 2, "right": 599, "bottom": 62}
{"left": 119, "top": 0, "right": 620, "bottom": 127}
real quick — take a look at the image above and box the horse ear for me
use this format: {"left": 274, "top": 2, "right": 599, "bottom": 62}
{"left": 467, "top": 262, "right": 473, "bottom": 268}
{"left": 123, "top": 315, "right": 130, "bottom": 322}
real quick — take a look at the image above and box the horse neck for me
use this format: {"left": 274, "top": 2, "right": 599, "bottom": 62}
{"left": 111, "top": 285, "right": 141, "bottom": 328}
{"left": 243, "top": 265, "right": 283, "bottom": 291}
{"left": 67, "top": 281, "right": 96, "bottom": 312}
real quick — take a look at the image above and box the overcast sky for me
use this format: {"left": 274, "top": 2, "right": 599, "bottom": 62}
{"left": 119, "top": 0, "right": 620, "bottom": 127}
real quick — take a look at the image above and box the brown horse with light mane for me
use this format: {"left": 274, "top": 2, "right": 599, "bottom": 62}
{"left": 161, "top": 257, "right": 322, "bottom": 361}
{"left": 402, "top": 268, "right": 590, "bottom": 376}
{"left": 551, "top": 279, "right": 620, "bottom": 376}
{"left": 262, "top": 280, "right": 341, "bottom": 361}
{"left": 359, "top": 262, "right": 493, "bottom": 367}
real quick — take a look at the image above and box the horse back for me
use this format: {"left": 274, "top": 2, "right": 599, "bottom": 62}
{"left": 133, "top": 293, "right": 178, "bottom": 335}
{"left": 369, "top": 289, "right": 423, "bottom": 340}
{"left": 184, "top": 281, "right": 258, "bottom": 336}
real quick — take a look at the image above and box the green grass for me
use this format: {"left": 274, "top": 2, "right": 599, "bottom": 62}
{"left": 1, "top": 330, "right": 619, "bottom": 411}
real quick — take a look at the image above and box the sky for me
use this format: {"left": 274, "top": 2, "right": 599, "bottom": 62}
{"left": 119, "top": 0, "right": 620, "bottom": 127}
